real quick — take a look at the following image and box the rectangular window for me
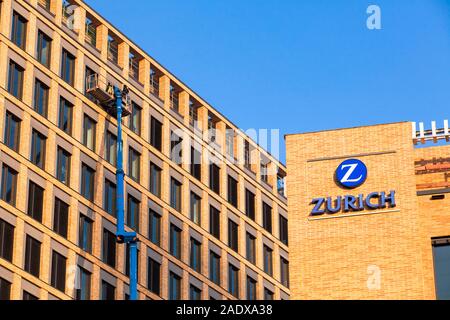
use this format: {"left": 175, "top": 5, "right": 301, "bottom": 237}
{"left": 190, "top": 285, "right": 202, "bottom": 300}
{"left": 23, "top": 291, "right": 38, "bottom": 300}
{"left": 432, "top": 238, "right": 450, "bottom": 299}
{"left": 227, "top": 176, "right": 238, "bottom": 208}
{"left": 104, "top": 179, "right": 116, "bottom": 217}
{"left": 169, "top": 224, "right": 181, "bottom": 259}
{"left": 24, "top": 235, "right": 41, "bottom": 278}
{"left": 76, "top": 267, "right": 91, "bottom": 300}
{"left": 11, "top": 11, "right": 27, "bottom": 49}
{"left": 279, "top": 215, "right": 288, "bottom": 245}
{"left": 149, "top": 209, "right": 161, "bottom": 246}
{"left": 209, "top": 164, "right": 220, "bottom": 194}
{"left": 228, "top": 219, "right": 238, "bottom": 252}
{"left": 261, "top": 163, "right": 269, "bottom": 184}
{"left": 190, "top": 238, "right": 201, "bottom": 273}
{"left": 244, "top": 140, "right": 251, "bottom": 169}
{"left": 169, "top": 272, "right": 181, "bottom": 300}
{"left": 127, "top": 194, "right": 140, "bottom": 231}
{"left": 105, "top": 131, "right": 117, "bottom": 166}
{"left": 247, "top": 276, "right": 257, "bottom": 300}
{"left": 58, "top": 97, "right": 73, "bottom": 135}
{"left": 190, "top": 147, "right": 201, "bottom": 180}
{"left": 246, "top": 232, "right": 256, "bottom": 264}
{"left": 79, "top": 214, "right": 93, "bottom": 254}
{"left": 264, "top": 288, "right": 274, "bottom": 300}
{"left": 31, "top": 129, "right": 46, "bottom": 169}
{"left": 280, "top": 257, "right": 289, "bottom": 288}
{"left": 147, "top": 258, "right": 160, "bottom": 295}
{"left": 0, "top": 219, "right": 14, "bottom": 262}
{"left": 0, "top": 278, "right": 11, "bottom": 300}
{"left": 27, "top": 181, "right": 44, "bottom": 223}
{"left": 128, "top": 147, "right": 140, "bottom": 183}
{"left": 83, "top": 115, "right": 96, "bottom": 151}
{"left": 149, "top": 163, "right": 161, "bottom": 198}
{"left": 170, "top": 178, "right": 182, "bottom": 212}
{"left": 262, "top": 202, "right": 272, "bottom": 233}
{"left": 4, "top": 111, "right": 21, "bottom": 152}
{"left": 54, "top": 198, "right": 69, "bottom": 238}
{"left": 8, "top": 61, "right": 24, "bottom": 99}
{"left": 56, "top": 147, "right": 71, "bottom": 185}
{"left": 150, "top": 67, "right": 160, "bottom": 96}
{"left": 190, "top": 192, "right": 201, "bottom": 225}
{"left": 102, "top": 229, "right": 116, "bottom": 268}
{"left": 170, "top": 130, "right": 182, "bottom": 166}
{"left": 51, "top": 251, "right": 66, "bottom": 292}
{"left": 36, "top": 30, "right": 51, "bottom": 67}
{"left": 34, "top": 79, "right": 49, "bottom": 116}
{"left": 1, "top": 165, "right": 18, "bottom": 206}
{"left": 263, "top": 245, "right": 273, "bottom": 276}
{"left": 209, "top": 251, "right": 220, "bottom": 285}
{"left": 61, "top": 49, "right": 75, "bottom": 85}
{"left": 101, "top": 281, "right": 115, "bottom": 300}
{"left": 226, "top": 130, "right": 234, "bottom": 158}
{"left": 210, "top": 206, "right": 220, "bottom": 240}
{"left": 150, "top": 117, "right": 162, "bottom": 151}
{"left": 130, "top": 102, "right": 141, "bottom": 135}
{"left": 81, "top": 163, "right": 95, "bottom": 201}
{"left": 228, "top": 264, "right": 239, "bottom": 298}
{"left": 245, "top": 189, "right": 255, "bottom": 220}
{"left": 85, "top": 17, "right": 96, "bottom": 47}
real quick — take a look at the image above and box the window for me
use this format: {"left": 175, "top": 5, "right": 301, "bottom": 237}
{"left": 130, "top": 102, "right": 141, "bottom": 134}
{"left": 24, "top": 235, "right": 41, "bottom": 278}
{"left": 150, "top": 67, "right": 160, "bottom": 96}
{"left": 209, "top": 164, "right": 220, "bottom": 194}
{"left": 210, "top": 206, "right": 220, "bottom": 240}
{"left": 104, "top": 179, "right": 116, "bottom": 217}
{"left": 107, "top": 35, "right": 118, "bottom": 64}
{"left": 4, "top": 111, "right": 21, "bottom": 152}
{"left": 58, "top": 97, "right": 73, "bottom": 134}
{"left": 0, "top": 219, "right": 14, "bottom": 262}
{"left": 51, "top": 251, "right": 66, "bottom": 292}
{"left": 190, "top": 238, "right": 201, "bottom": 273}
{"left": 79, "top": 214, "right": 93, "bottom": 254}
{"left": 190, "top": 285, "right": 202, "bottom": 300}
{"left": 228, "top": 176, "right": 238, "bottom": 208}
{"left": 263, "top": 245, "right": 273, "bottom": 276}
{"left": 169, "top": 224, "right": 181, "bottom": 259}
{"left": 228, "top": 264, "right": 239, "bottom": 298}
{"left": 54, "top": 198, "right": 69, "bottom": 238}
{"left": 85, "top": 67, "right": 98, "bottom": 103}
{"left": 149, "top": 163, "right": 161, "bottom": 197}
{"left": 246, "top": 277, "right": 257, "bottom": 300}
{"left": 56, "top": 147, "right": 71, "bottom": 185}
{"left": 170, "top": 130, "right": 182, "bottom": 166}
{"left": 170, "top": 178, "right": 182, "bottom": 212}
{"left": 81, "top": 163, "right": 95, "bottom": 201}
{"left": 27, "top": 181, "right": 44, "bottom": 223}
{"left": 261, "top": 163, "right": 269, "bottom": 184}
{"left": 101, "top": 281, "right": 115, "bottom": 300}
{"left": 127, "top": 194, "right": 140, "bottom": 231}
{"left": 190, "top": 147, "right": 202, "bottom": 181}
{"left": 102, "top": 229, "right": 116, "bottom": 268}
{"left": 0, "top": 278, "right": 11, "bottom": 300}
{"left": 245, "top": 189, "right": 255, "bottom": 220}
{"left": 209, "top": 251, "right": 220, "bottom": 285}
{"left": 11, "top": 11, "right": 27, "bottom": 49}
{"left": 432, "top": 238, "right": 450, "bottom": 299}
{"left": 279, "top": 215, "right": 288, "bottom": 245}
{"left": 149, "top": 209, "right": 161, "bottom": 246}
{"left": 226, "top": 129, "right": 234, "bottom": 158}
{"left": 85, "top": 17, "right": 96, "bottom": 47}
{"left": 189, "top": 100, "right": 198, "bottom": 127}
{"left": 1, "top": 165, "right": 18, "bottom": 206}
{"left": 128, "top": 147, "right": 140, "bottom": 182}
{"left": 129, "top": 52, "right": 140, "bottom": 81}
{"left": 76, "top": 267, "right": 91, "bottom": 300}
{"left": 61, "top": 49, "right": 75, "bottom": 85}
{"left": 31, "top": 129, "right": 46, "bottom": 169}
{"left": 38, "top": 0, "right": 51, "bottom": 11}
{"left": 83, "top": 115, "right": 96, "bottom": 151}
{"left": 244, "top": 141, "right": 251, "bottom": 169}
{"left": 8, "top": 61, "right": 24, "bottom": 99}
{"left": 169, "top": 272, "right": 181, "bottom": 300}
{"left": 228, "top": 219, "right": 238, "bottom": 252}
{"left": 147, "top": 258, "right": 160, "bottom": 295}
{"left": 150, "top": 117, "right": 162, "bottom": 151}
{"left": 277, "top": 174, "right": 285, "bottom": 197}
{"left": 23, "top": 291, "right": 38, "bottom": 300}
{"left": 246, "top": 233, "right": 256, "bottom": 264}
{"left": 36, "top": 30, "right": 51, "bottom": 67}
{"left": 264, "top": 288, "right": 274, "bottom": 300}
{"left": 280, "top": 257, "right": 289, "bottom": 288}
{"left": 105, "top": 131, "right": 117, "bottom": 166}
{"left": 262, "top": 202, "right": 272, "bottom": 233}
{"left": 190, "top": 192, "right": 201, "bottom": 225}
{"left": 34, "top": 79, "right": 49, "bottom": 116}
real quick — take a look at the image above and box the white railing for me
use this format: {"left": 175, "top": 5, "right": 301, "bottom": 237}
{"left": 412, "top": 120, "right": 450, "bottom": 144}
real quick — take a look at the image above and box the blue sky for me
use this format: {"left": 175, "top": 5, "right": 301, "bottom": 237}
{"left": 85, "top": 0, "right": 450, "bottom": 162}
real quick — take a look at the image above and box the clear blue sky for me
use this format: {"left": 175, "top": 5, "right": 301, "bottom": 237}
{"left": 85, "top": 0, "right": 450, "bottom": 162}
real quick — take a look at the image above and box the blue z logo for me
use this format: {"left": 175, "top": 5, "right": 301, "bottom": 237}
{"left": 335, "top": 159, "right": 367, "bottom": 189}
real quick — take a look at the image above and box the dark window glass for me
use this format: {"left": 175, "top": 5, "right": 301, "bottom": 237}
{"left": 170, "top": 130, "right": 182, "bottom": 166}
{"left": 150, "top": 117, "right": 162, "bottom": 151}
{"left": 190, "top": 238, "right": 201, "bottom": 273}
{"left": 246, "top": 232, "right": 256, "bottom": 264}
{"left": 101, "top": 281, "right": 115, "bottom": 300}
{"left": 147, "top": 257, "right": 160, "bottom": 295}
{"left": 76, "top": 267, "right": 91, "bottom": 300}
{"left": 245, "top": 189, "right": 255, "bottom": 220}
{"left": 279, "top": 215, "right": 288, "bottom": 245}
{"left": 149, "top": 163, "right": 161, "bottom": 198}
{"left": 170, "top": 178, "right": 182, "bottom": 212}
{"left": 169, "top": 224, "right": 181, "bottom": 259}
{"left": 31, "top": 129, "right": 46, "bottom": 168}
{"left": 228, "top": 264, "right": 239, "bottom": 298}
{"left": 81, "top": 163, "right": 95, "bottom": 201}
{"left": 54, "top": 198, "right": 69, "bottom": 238}
{"left": 33, "top": 79, "right": 49, "bottom": 117}
{"left": 0, "top": 278, "right": 11, "bottom": 300}
{"left": 83, "top": 114, "right": 96, "bottom": 151}
{"left": 128, "top": 147, "right": 140, "bottom": 183}
{"left": 1, "top": 165, "right": 17, "bottom": 206}
{"left": 190, "top": 285, "right": 202, "bottom": 300}
{"left": 0, "top": 219, "right": 14, "bottom": 262}
{"left": 79, "top": 214, "right": 93, "bottom": 254}
{"left": 210, "top": 206, "right": 220, "bottom": 240}
{"left": 24, "top": 235, "right": 41, "bottom": 277}
{"left": 11, "top": 11, "right": 27, "bottom": 49}
{"left": 61, "top": 49, "right": 75, "bottom": 85}
{"left": 36, "top": 30, "right": 51, "bottom": 67}
{"left": 130, "top": 102, "right": 141, "bottom": 135}
{"left": 58, "top": 97, "right": 73, "bottom": 135}
{"left": 209, "top": 251, "right": 220, "bottom": 285}
{"left": 246, "top": 276, "right": 257, "bottom": 300}
{"left": 263, "top": 245, "right": 273, "bottom": 276}
{"left": 23, "top": 291, "right": 38, "bottom": 300}
{"left": 280, "top": 257, "right": 289, "bottom": 288}
{"left": 190, "top": 147, "right": 201, "bottom": 180}
{"left": 105, "top": 131, "right": 117, "bottom": 166}
{"left": 51, "top": 251, "right": 66, "bottom": 292}
{"left": 227, "top": 176, "right": 238, "bottom": 208}
{"left": 8, "top": 61, "right": 24, "bottom": 99}
{"left": 169, "top": 272, "right": 181, "bottom": 300}
{"left": 104, "top": 179, "right": 116, "bottom": 217}
{"left": 190, "top": 192, "right": 201, "bottom": 225}
{"left": 149, "top": 209, "right": 161, "bottom": 246}
{"left": 228, "top": 219, "right": 238, "bottom": 252}
{"left": 4, "top": 111, "right": 21, "bottom": 152}
{"left": 56, "top": 147, "right": 71, "bottom": 185}
{"left": 84, "top": 67, "right": 98, "bottom": 103}
{"left": 264, "top": 288, "right": 274, "bottom": 300}
{"left": 102, "top": 229, "right": 116, "bottom": 268}
{"left": 209, "top": 164, "right": 220, "bottom": 194}
{"left": 127, "top": 194, "right": 140, "bottom": 232}
{"left": 27, "top": 181, "right": 44, "bottom": 222}
{"left": 432, "top": 239, "right": 450, "bottom": 299}
{"left": 262, "top": 202, "right": 272, "bottom": 233}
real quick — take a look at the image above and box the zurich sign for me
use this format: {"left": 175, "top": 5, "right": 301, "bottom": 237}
{"left": 335, "top": 159, "right": 367, "bottom": 189}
